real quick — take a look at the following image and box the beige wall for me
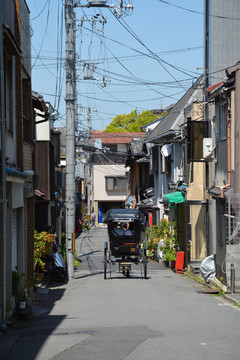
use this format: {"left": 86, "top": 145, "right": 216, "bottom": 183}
{"left": 187, "top": 162, "right": 205, "bottom": 201}
{"left": 93, "top": 164, "right": 127, "bottom": 202}
{"left": 190, "top": 204, "right": 207, "bottom": 260}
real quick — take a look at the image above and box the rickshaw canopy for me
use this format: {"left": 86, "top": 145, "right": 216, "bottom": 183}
{"left": 104, "top": 208, "right": 145, "bottom": 224}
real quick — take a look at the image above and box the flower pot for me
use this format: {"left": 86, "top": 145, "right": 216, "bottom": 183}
{"left": 18, "top": 300, "right": 27, "bottom": 310}
{"left": 171, "top": 260, "right": 176, "bottom": 270}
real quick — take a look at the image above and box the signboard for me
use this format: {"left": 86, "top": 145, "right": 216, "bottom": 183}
{"left": 175, "top": 251, "right": 184, "bottom": 273}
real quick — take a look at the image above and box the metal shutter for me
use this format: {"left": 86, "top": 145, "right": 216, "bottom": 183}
{"left": 23, "top": 203, "right": 27, "bottom": 273}
{"left": 12, "top": 209, "right": 18, "bottom": 270}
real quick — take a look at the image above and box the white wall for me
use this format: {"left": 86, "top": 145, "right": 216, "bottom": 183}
{"left": 35, "top": 103, "right": 55, "bottom": 141}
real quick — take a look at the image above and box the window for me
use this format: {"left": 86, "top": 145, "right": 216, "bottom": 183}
{"left": 218, "top": 103, "right": 227, "bottom": 140}
{"left": 106, "top": 144, "right": 117, "bottom": 152}
{"left": 187, "top": 120, "right": 209, "bottom": 162}
{"left": 4, "top": 51, "right": 13, "bottom": 132}
{"left": 105, "top": 176, "right": 128, "bottom": 192}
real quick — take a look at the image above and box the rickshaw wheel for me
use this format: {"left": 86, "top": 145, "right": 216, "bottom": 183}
{"left": 143, "top": 243, "right": 147, "bottom": 279}
{"left": 104, "top": 241, "right": 108, "bottom": 280}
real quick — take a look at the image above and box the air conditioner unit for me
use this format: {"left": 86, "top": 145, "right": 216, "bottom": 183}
{"left": 55, "top": 170, "right": 65, "bottom": 188}
{"left": 203, "top": 138, "right": 213, "bottom": 159}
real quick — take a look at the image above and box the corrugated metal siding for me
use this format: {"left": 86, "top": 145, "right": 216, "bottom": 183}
{"left": 23, "top": 203, "right": 27, "bottom": 273}
{"left": 12, "top": 209, "right": 18, "bottom": 270}
{"left": 19, "top": 0, "right": 31, "bottom": 75}
{"left": 209, "top": 0, "right": 240, "bottom": 85}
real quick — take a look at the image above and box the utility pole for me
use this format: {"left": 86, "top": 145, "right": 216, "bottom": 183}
{"left": 87, "top": 107, "right": 92, "bottom": 217}
{"left": 64, "top": 0, "right": 134, "bottom": 277}
{"left": 0, "top": 0, "right": 7, "bottom": 331}
{"left": 65, "top": 0, "right": 76, "bottom": 278}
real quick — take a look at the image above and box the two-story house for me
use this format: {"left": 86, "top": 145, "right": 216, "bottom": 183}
{"left": 1, "top": 0, "right": 34, "bottom": 325}
{"left": 90, "top": 130, "right": 145, "bottom": 223}
{"left": 144, "top": 76, "right": 205, "bottom": 266}
{"left": 33, "top": 92, "right": 63, "bottom": 239}
{"left": 207, "top": 62, "right": 240, "bottom": 291}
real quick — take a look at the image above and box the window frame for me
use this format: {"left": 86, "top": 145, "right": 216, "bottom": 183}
{"left": 105, "top": 176, "right": 128, "bottom": 193}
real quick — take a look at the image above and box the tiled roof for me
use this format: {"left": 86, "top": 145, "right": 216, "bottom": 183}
{"left": 145, "top": 75, "right": 204, "bottom": 142}
{"left": 91, "top": 130, "right": 145, "bottom": 144}
{"left": 206, "top": 81, "right": 224, "bottom": 98}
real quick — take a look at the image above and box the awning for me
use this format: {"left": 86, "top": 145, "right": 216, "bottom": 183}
{"left": 6, "top": 167, "right": 28, "bottom": 179}
{"left": 162, "top": 191, "right": 184, "bottom": 204}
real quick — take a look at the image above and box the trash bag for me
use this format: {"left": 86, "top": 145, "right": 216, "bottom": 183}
{"left": 200, "top": 255, "right": 216, "bottom": 283}
{"left": 157, "top": 239, "right": 164, "bottom": 261}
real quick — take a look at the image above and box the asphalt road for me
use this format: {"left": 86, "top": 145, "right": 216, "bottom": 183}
{"left": 6, "top": 225, "right": 240, "bottom": 359}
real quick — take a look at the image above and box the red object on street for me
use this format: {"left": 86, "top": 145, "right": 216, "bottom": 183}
{"left": 175, "top": 251, "right": 184, "bottom": 273}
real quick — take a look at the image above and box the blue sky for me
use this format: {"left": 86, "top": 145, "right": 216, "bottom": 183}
{"left": 28, "top": 0, "right": 204, "bottom": 131}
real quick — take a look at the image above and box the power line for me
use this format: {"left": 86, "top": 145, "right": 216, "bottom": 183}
{"left": 111, "top": 12, "right": 192, "bottom": 88}
{"left": 31, "top": 0, "right": 51, "bottom": 69}
{"left": 157, "top": 0, "right": 240, "bottom": 21}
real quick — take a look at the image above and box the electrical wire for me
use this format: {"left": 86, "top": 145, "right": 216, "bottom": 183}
{"left": 79, "top": 10, "right": 187, "bottom": 104}
{"left": 31, "top": 0, "right": 49, "bottom": 21}
{"left": 80, "top": 24, "right": 200, "bottom": 78}
{"left": 157, "top": 0, "right": 240, "bottom": 21}
{"left": 110, "top": 12, "right": 191, "bottom": 88}
{"left": 31, "top": 0, "right": 51, "bottom": 69}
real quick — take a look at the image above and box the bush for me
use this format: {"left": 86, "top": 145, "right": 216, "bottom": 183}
{"left": 145, "top": 219, "right": 178, "bottom": 261}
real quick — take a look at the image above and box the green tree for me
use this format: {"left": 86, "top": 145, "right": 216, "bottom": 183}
{"left": 104, "top": 110, "right": 165, "bottom": 133}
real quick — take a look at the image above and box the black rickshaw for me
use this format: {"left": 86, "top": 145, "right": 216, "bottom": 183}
{"left": 103, "top": 208, "right": 147, "bottom": 279}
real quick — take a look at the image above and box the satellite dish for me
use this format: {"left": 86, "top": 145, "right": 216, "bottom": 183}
{"left": 161, "top": 144, "right": 172, "bottom": 157}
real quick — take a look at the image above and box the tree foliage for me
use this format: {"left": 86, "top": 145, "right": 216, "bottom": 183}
{"left": 104, "top": 110, "right": 165, "bottom": 133}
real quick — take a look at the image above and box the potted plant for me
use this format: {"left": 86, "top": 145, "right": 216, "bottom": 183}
{"left": 12, "top": 266, "right": 25, "bottom": 297}
{"left": 160, "top": 222, "right": 178, "bottom": 268}
{"left": 145, "top": 219, "right": 178, "bottom": 267}
{"left": 34, "top": 230, "right": 55, "bottom": 281}
{"left": 146, "top": 240, "right": 158, "bottom": 258}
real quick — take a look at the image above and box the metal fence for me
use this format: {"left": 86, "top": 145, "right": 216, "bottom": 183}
{"left": 225, "top": 194, "right": 240, "bottom": 292}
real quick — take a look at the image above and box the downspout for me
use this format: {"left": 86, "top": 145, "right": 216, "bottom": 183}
{"left": 219, "top": 98, "right": 231, "bottom": 198}
{"left": 0, "top": 0, "right": 7, "bottom": 331}
{"left": 227, "top": 98, "right": 231, "bottom": 185}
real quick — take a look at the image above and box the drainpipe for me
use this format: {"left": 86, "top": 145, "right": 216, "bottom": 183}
{"left": 0, "top": 0, "right": 7, "bottom": 331}
{"left": 219, "top": 98, "right": 231, "bottom": 198}
{"left": 227, "top": 98, "right": 231, "bottom": 185}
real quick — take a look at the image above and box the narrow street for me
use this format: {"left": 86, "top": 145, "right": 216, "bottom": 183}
{"left": 4, "top": 225, "right": 240, "bottom": 360}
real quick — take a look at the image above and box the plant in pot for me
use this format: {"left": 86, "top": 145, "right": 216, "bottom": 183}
{"left": 160, "top": 222, "right": 178, "bottom": 268}
{"left": 12, "top": 266, "right": 26, "bottom": 297}
{"left": 34, "top": 230, "right": 55, "bottom": 282}
{"left": 146, "top": 240, "right": 158, "bottom": 258}
{"left": 145, "top": 224, "right": 162, "bottom": 257}
{"left": 12, "top": 267, "right": 31, "bottom": 317}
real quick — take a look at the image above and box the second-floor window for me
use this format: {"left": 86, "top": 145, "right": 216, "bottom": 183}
{"left": 105, "top": 176, "right": 128, "bottom": 192}
{"left": 218, "top": 102, "right": 227, "bottom": 141}
{"left": 4, "top": 51, "right": 13, "bottom": 132}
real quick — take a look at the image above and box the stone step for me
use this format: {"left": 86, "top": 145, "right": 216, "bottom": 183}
{"left": 190, "top": 261, "right": 202, "bottom": 275}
